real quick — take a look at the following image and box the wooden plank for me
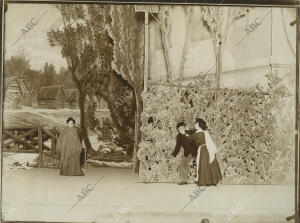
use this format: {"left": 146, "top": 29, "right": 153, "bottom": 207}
{"left": 38, "top": 127, "right": 43, "bottom": 167}
{"left": 3, "top": 131, "right": 37, "bottom": 150}
{"left": 144, "top": 12, "right": 149, "bottom": 93}
{"left": 41, "top": 126, "right": 56, "bottom": 139}
{"left": 42, "top": 143, "right": 51, "bottom": 151}
{"left": 3, "top": 149, "right": 38, "bottom": 154}
{"left": 3, "top": 130, "right": 20, "bottom": 150}
{"left": 51, "top": 137, "right": 56, "bottom": 156}
{"left": 4, "top": 125, "right": 40, "bottom": 130}
{"left": 135, "top": 5, "right": 159, "bottom": 13}
{"left": 3, "top": 128, "right": 37, "bottom": 147}
{"left": 26, "top": 138, "right": 51, "bottom": 151}
{"left": 15, "top": 130, "right": 20, "bottom": 150}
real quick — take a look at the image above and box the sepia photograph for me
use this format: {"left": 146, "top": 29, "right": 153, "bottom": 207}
{"left": 1, "top": 0, "right": 299, "bottom": 222}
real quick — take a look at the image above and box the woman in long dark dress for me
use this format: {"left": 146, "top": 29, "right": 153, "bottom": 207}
{"left": 188, "top": 118, "right": 222, "bottom": 186}
{"left": 56, "top": 117, "right": 84, "bottom": 176}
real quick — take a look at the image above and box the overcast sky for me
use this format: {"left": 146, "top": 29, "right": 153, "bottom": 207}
{"left": 5, "top": 3, "right": 67, "bottom": 72}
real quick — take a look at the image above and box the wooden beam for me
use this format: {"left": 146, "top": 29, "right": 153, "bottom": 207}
{"left": 51, "top": 137, "right": 56, "bottom": 156}
{"left": 40, "top": 126, "right": 56, "bottom": 139}
{"left": 38, "top": 127, "right": 43, "bottom": 167}
{"left": 3, "top": 131, "right": 37, "bottom": 150}
{"left": 4, "top": 125, "right": 40, "bottom": 130}
{"left": 295, "top": 8, "right": 299, "bottom": 223}
{"left": 144, "top": 12, "right": 149, "bottom": 93}
{"left": 42, "top": 143, "right": 51, "bottom": 151}
{"left": 26, "top": 138, "right": 51, "bottom": 151}
{"left": 3, "top": 128, "right": 37, "bottom": 147}
{"left": 3, "top": 149, "right": 38, "bottom": 153}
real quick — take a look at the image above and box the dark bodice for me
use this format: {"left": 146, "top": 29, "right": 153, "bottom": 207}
{"left": 173, "top": 133, "right": 198, "bottom": 157}
{"left": 188, "top": 131, "right": 206, "bottom": 148}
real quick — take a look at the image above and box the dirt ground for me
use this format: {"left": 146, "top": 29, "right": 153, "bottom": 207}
{"left": 2, "top": 166, "right": 295, "bottom": 223}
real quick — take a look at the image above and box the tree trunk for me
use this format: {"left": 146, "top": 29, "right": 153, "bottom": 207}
{"left": 161, "top": 30, "right": 172, "bottom": 83}
{"left": 95, "top": 92, "right": 134, "bottom": 154}
{"left": 179, "top": 7, "right": 192, "bottom": 83}
{"left": 69, "top": 69, "right": 93, "bottom": 154}
{"left": 132, "top": 90, "right": 142, "bottom": 173}
{"left": 215, "top": 46, "right": 223, "bottom": 102}
{"left": 78, "top": 91, "right": 93, "bottom": 154}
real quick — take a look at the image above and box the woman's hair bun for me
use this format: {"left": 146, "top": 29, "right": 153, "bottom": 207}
{"left": 195, "top": 118, "right": 208, "bottom": 130}
{"left": 66, "top": 117, "right": 75, "bottom": 124}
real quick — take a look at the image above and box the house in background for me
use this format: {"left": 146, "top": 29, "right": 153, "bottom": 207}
{"left": 37, "top": 86, "right": 108, "bottom": 110}
{"left": 38, "top": 85, "right": 66, "bottom": 109}
{"left": 65, "top": 89, "right": 79, "bottom": 109}
{"left": 18, "top": 78, "right": 33, "bottom": 107}
{"left": 4, "top": 77, "right": 33, "bottom": 109}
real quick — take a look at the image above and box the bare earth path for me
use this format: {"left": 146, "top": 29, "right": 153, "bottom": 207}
{"left": 2, "top": 166, "right": 294, "bottom": 223}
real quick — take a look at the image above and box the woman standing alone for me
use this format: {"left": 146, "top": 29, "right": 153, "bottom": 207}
{"left": 56, "top": 117, "right": 85, "bottom": 176}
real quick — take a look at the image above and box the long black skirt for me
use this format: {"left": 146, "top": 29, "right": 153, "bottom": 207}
{"left": 197, "top": 146, "right": 222, "bottom": 186}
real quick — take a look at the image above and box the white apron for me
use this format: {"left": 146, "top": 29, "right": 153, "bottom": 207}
{"left": 195, "top": 130, "right": 217, "bottom": 180}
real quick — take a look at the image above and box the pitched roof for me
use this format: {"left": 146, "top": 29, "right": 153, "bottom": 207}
{"left": 4, "top": 77, "right": 34, "bottom": 98}
{"left": 4, "top": 77, "right": 33, "bottom": 94}
{"left": 65, "top": 89, "right": 79, "bottom": 102}
{"left": 18, "top": 79, "right": 33, "bottom": 95}
{"left": 3, "top": 77, "right": 17, "bottom": 95}
{"left": 38, "top": 85, "right": 65, "bottom": 100}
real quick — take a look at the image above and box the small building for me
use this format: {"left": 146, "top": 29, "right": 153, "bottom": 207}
{"left": 18, "top": 78, "right": 33, "bottom": 107}
{"left": 4, "top": 77, "right": 33, "bottom": 109}
{"left": 65, "top": 89, "right": 79, "bottom": 109}
{"left": 38, "top": 85, "right": 66, "bottom": 109}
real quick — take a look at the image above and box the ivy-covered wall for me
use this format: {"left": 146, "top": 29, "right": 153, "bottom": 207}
{"left": 137, "top": 73, "right": 294, "bottom": 184}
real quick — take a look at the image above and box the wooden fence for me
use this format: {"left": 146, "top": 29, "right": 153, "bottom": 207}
{"left": 3, "top": 125, "right": 59, "bottom": 166}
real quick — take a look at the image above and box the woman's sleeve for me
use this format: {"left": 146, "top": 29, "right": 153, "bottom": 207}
{"left": 185, "top": 133, "right": 194, "bottom": 141}
{"left": 55, "top": 126, "right": 65, "bottom": 135}
{"left": 56, "top": 133, "right": 63, "bottom": 154}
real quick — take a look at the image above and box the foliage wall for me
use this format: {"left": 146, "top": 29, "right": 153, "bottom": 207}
{"left": 137, "top": 73, "right": 294, "bottom": 184}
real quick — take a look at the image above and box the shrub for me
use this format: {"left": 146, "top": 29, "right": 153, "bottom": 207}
{"left": 138, "top": 72, "right": 294, "bottom": 184}
{"left": 97, "top": 117, "right": 116, "bottom": 143}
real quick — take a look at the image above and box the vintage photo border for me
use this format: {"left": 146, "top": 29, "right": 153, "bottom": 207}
{"left": 0, "top": 0, "right": 299, "bottom": 222}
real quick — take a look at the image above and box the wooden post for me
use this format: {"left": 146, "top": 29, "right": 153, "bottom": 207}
{"left": 38, "top": 127, "right": 43, "bottom": 167}
{"left": 35, "top": 89, "right": 38, "bottom": 108}
{"left": 135, "top": 5, "right": 159, "bottom": 174}
{"left": 135, "top": 5, "right": 159, "bottom": 93}
{"left": 286, "top": 9, "right": 299, "bottom": 223}
{"left": 85, "top": 147, "right": 87, "bottom": 170}
{"left": 14, "top": 130, "right": 18, "bottom": 150}
{"left": 295, "top": 8, "right": 299, "bottom": 223}
{"left": 51, "top": 137, "right": 55, "bottom": 156}
{"left": 144, "top": 12, "right": 149, "bottom": 93}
